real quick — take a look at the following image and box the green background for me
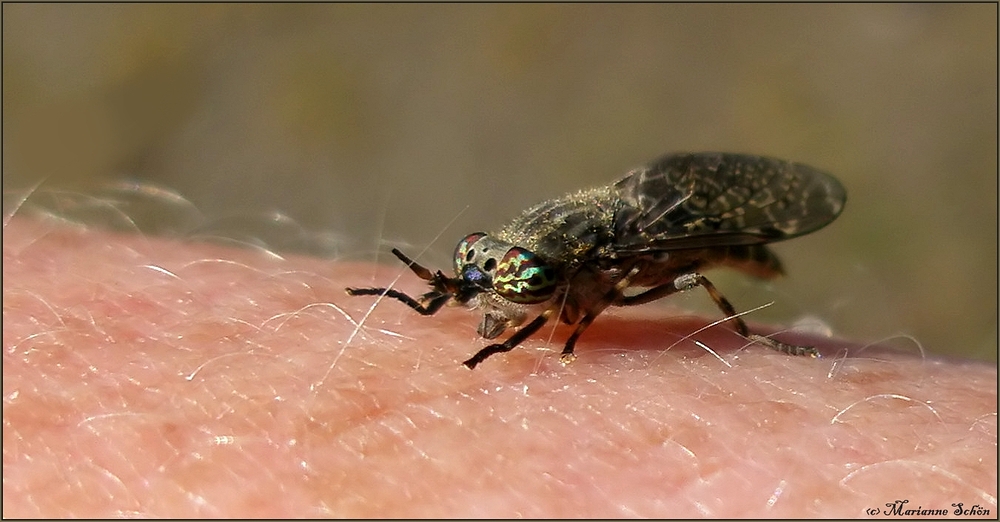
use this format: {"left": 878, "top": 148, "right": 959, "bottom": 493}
{"left": 4, "top": 4, "right": 996, "bottom": 362}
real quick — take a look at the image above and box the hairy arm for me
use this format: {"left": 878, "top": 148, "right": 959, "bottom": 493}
{"left": 3, "top": 218, "right": 996, "bottom": 517}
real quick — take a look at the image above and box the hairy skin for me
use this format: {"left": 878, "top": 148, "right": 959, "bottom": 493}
{"left": 3, "top": 217, "right": 996, "bottom": 518}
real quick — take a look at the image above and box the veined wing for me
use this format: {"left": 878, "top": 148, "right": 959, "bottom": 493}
{"left": 611, "top": 153, "right": 846, "bottom": 254}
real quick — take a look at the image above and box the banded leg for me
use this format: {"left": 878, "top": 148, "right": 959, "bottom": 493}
{"left": 620, "top": 272, "right": 818, "bottom": 358}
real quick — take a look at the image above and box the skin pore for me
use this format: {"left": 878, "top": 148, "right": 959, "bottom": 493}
{"left": 3, "top": 216, "right": 996, "bottom": 517}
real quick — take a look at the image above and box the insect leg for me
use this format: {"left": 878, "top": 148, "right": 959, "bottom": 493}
{"left": 680, "top": 274, "right": 820, "bottom": 356}
{"left": 345, "top": 247, "right": 459, "bottom": 314}
{"left": 616, "top": 282, "right": 686, "bottom": 307}
{"left": 677, "top": 273, "right": 749, "bottom": 334}
{"left": 623, "top": 273, "right": 819, "bottom": 358}
{"left": 558, "top": 314, "right": 596, "bottom": 365}
{"left": 622, "top": 273, "right": 751, "bottom": 335}
{"left": 558, "top": 265, "right": 644, "bottom": 364}
{"left": 746, "top": 333, "right": 819, "bottom": 357}
{"left": 462, "top": 308, "right": 555, "bottom": 369}
{"left": 345, "top": 287, "right": 451, "bottom": 316}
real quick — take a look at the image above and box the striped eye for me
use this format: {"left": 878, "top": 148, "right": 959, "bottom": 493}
{"left": 493, "top": 247, "right": 557, "bottom": 304}
{"left": 454, "top": 233, "right": 487, "bottom": 274}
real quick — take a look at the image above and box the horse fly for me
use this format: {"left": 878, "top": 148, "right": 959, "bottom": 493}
{"left": 347, "top": 152, "right": 846, "bottom": 369}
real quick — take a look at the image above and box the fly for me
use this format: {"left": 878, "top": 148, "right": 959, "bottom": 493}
{"left": 347, "top": 152, "right": 846, "bottom": 369}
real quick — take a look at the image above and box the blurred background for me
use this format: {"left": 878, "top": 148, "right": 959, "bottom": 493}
{"left": 4, "top": 4, "right": 996, "bottom": 362}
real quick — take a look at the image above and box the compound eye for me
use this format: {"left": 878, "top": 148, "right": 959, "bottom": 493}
{"left": 493, "top": 247, "right": 557, "bottom": 304}
{"left": 453, "top": 232, "right": 487, "bottom": 274}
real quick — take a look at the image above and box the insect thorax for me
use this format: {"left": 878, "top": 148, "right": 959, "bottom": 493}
{"left": 495, "top": 186, "right": 622, "bottom": 268}
{"left": 448, "top": 187, "right": 624, "bottom": 333}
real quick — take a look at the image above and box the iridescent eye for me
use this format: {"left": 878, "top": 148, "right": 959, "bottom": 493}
{"left": 454, "top": 232, "right": 487, "bottom": 274}
{"left": 492, "top": 247, "right": 556, "bottom": 304}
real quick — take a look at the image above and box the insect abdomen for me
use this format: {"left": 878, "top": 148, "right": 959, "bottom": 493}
{"left": 708, "top": 244, "right": 784, "bottom": 279}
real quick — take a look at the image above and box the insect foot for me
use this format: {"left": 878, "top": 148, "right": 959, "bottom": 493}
{"left": 748, "top": 334, "right": 820, "bottom": 358}
{"left": 347, "top": 152, "right": 845, "bottom": 368}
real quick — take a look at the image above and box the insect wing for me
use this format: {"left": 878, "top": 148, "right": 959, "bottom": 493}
{"left": 611, "top": 153, "right": 846, "bottom": 254}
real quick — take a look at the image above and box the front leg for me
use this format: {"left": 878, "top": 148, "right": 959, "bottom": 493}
{"left": 345, "top": 287, "right": 451, "bottom": 316}
{"left": 462, "top": 308, "right": 555, "bottom": 369}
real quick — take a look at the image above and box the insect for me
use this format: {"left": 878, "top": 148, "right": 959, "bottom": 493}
{"left": 347, "top": 152, "right": 846, "bottom": 369}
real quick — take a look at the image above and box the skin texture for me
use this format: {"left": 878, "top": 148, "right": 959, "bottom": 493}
{"left": 3, "top": 217, "right": 997, "bottom": 518}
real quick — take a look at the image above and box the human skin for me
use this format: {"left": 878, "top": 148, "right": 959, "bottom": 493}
{"left": 3, "top": 217, "right": 996, "bottom": 518}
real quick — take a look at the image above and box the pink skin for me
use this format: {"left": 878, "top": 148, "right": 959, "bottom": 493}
{"left": 3, "top": 217, "right": 996, "bottom": 518}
